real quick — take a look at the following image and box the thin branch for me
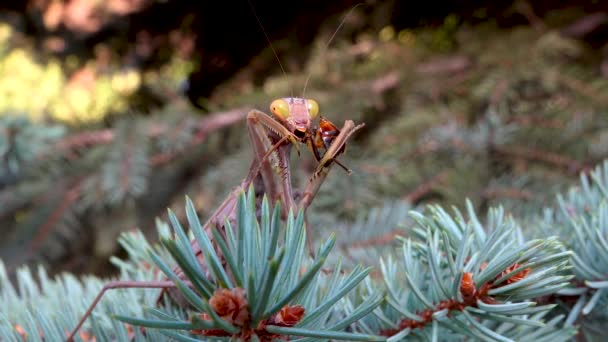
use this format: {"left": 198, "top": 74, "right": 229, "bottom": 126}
{"left": 151, "top": 108, "right": 249, "bottom": 165}
{"left": 492, "top": 145, "right": 586, "bottom": 174}
{"left": 481, "top": 186, "right": 533, "bottom": 201}
{"left": 403, "top": 171, "right": 449, "bottom": 203}
{"left": 51, "top": 107, "right": 248, "bottom": 159}
{"left": 381, "top": 265, "right": 530, "bottom": 336}
{"left": 29, "top": 179, "right": 83, "bottom": 253}
{"left": 67, "top": 280, "right": 179, "bottom": 342}
{"left": 506, "top": 114, "right": 565, "bottom": 129}
{"left": 348, "top": 230, "right": 404, "bottom": 249}
{"left": 298, "top": 120, "right": 365, "bottom": 211}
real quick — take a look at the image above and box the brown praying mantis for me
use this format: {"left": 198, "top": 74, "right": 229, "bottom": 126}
{"left": 66, "top": 98, "right": 364, "bottom": 342}
{"left": 66, "top": 4, "right": 365, "bottom": 341}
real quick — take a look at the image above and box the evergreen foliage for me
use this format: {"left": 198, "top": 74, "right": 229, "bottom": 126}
{"left": 0, "top": 104, "right": 246, "bottom": 274}
{"left": 3, "top": 161, "right": 608, "bottom": 340}
{"left": 2, "top": 4, "right": 608, "bottom": 342}
{"left": 3, "top": 6, "right": 608, "bottom": 281}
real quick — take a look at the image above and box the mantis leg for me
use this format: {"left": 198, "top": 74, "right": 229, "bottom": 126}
{"left": 308, "top": 136, "right": 352, "bottom": 174}
{"left": 247, "top": 110, "right": 281, "bottom": 204}
{"left": 71, "top": 112, "right": 307, "bottom": 340}
{"left": 247, "top": 109, "right": 299, "bottom": 216}
{"left": 67, "top": 280, "right": 179, "bottom": 341}
{"left": 299, "top": 120, "right": 365, "bottom": 211}
{"left": 175, "top": 110, "right": 298, "bottom": 281}
{"left": 68, "top": 127, "right": 275, "bottom": 340}
{"left": 69, "top": 150, "right": 279, "bottom": 340}
{"left": 68, "top": 122, "right": 270, "bottom": 340}
{"left": 275, "top": 143, "right": 297, "bottom": 214}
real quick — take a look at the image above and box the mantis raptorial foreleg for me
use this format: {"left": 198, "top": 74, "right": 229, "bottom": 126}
{"left": 299, "top": 120, "right": 365, "bottom": 210}
{"left": 246, "top": 109, "right": 363, "bottom": 213}
{"left": 247, "top": 111, "right": 281, "bottom": 205}
{"left": 247, "top": 109, "right": 302, "bottom": 214}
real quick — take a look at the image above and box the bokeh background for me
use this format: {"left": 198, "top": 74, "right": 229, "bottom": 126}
{"left": 1, "top": 0, "right": 608, "bottom": 278}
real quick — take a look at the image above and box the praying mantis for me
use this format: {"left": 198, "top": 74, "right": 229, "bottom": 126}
{"left": 67, "top": 84, "right": 364, "bottom": 342}
{"left": 67, "top": 99, "right": 364, "bottom": 341}
{"left": 66, "top": 4, "right": 364, "bottom": 340}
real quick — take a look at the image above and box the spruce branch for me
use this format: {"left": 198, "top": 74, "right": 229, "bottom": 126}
{"left": 403, "top": 171, "right": 449, "bottom": 204}
{"left": 0, "top": 229, "right": 169, "bottom": 341}
{"left": 111, "top": 189, "right": 382, "bottom": 341}
{"left": 0, "top": 106, "right": 247, "bottom": 273}
{"left": 493, "top": 145, "right": 587, "bottom": 175}
{"left": 365, "top": 202, "right": 575, "bottom": 341}
{"left": 324, "top": 201, "right": 412, "bottom": 269}
{"left": 51, "top": 107, "right": 246, "bottom": 161}
{"left": 546, "top": 161, "right": 608, "bottom": 330}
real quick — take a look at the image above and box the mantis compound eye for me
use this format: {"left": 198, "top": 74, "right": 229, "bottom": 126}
{"left": 306, "top": 99, "right": 319, "bottom": 118}
{"left": 270, "top": 99, "right": 290, "bottom": 119}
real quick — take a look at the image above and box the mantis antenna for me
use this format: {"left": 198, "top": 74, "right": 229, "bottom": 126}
{"left": 247, "top": 0, "right": 366, "bottom": 99}
{"left": 246, "top": 0, "right": 294, "bottom": 98}
{"left": 301, "top": 3, "right": 367, "bottom": 99}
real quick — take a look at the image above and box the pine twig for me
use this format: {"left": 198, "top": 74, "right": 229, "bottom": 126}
{"left": 349, "top": 230, "right": 404, "bottom": 249}
{"left": 481, "top": 186, "right": 533, "bottom": 201}
{"left": 29, "top": 179, "right": 83, "bottom": 253}
{"left": 382, "top": 265, "right": 531, "bottom": 336}
{"left": 151, "top": 108, "right": 247, "bottom": 165}
{"left": 52, "top": 107, "right": 248, "bottom": 159}
{"left": 493, "top": 145, "right": 586, "bottom": 174}
{"left": 403, "top": 171, "right": 449, "bottom": 203}
{"left": 507, "top": 114, "right": 564, "bottom": 129}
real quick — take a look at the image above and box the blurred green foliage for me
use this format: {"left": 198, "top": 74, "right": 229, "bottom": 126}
{"left": 2, "top": 5, "right": 608, "bottom": 282}
{"left": 0, "top": 22, "right": 193, "bottom": 124}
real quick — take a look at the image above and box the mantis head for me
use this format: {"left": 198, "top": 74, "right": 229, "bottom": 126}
{"left": 270, "top": 97, "right": 319, "bottom": 140}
